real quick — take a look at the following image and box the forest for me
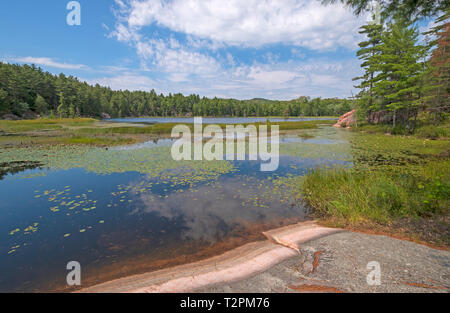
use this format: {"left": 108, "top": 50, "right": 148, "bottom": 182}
{"left": 0, "top": 62, "right": 353, "bottom": 119}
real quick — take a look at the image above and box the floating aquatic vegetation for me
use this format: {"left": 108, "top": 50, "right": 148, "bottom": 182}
{"left": 0, "top": 145, "right": 237, "bottom": 185}
{"left": 24, "top": 223, "right": 39, "bottom": 234}
{"left": 278, "top": 127, "right": 353, "bottom": 162}
{"left": 9, "top": 229, "right": 20, "bottom": 236}
{"left": 8, "top": 222, "right": 39, "bottom": 237}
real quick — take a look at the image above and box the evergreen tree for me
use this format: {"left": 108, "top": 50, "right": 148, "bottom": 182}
{"left": 69, "top": 104, "right": 76, "bottom": 118}
{"left": 57, "top": 91, "right": 68, "bottom": 118}
{"left": 372, "top": 17, "right": 426, "bottom": 128}
{"left": 34, "top": 94, "right": 48, "bottom": 114}
{"left": 0, "top": 89, "right": 7, "bottom": 114}
{"left": 353, "top": 19, "right": 384, "bottom": 119}
{"left": 324, "top": 0, "right": 448, "bottom": 20}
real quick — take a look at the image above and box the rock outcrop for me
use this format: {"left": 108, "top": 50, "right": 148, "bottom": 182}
{"left": 333, "top": 110, "right": 356, "bottom": 128}
{"left": 101, "top": 112, "right": 111, "bottom": 119}
{"left": 2, "top": 114, "right": 20, "bottom": 120}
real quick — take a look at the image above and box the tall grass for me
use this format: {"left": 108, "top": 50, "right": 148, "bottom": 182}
{"left": 0, "top": 118, "right": 97, "bottom": 133}
{"left": 303, "top": 162, "right": 449, "bottom": 226}
{"left": 354, "top": 119, "right": 449, "bottom": 139}
{"left": 77, "top": 120, "right": 335, "bottom": 135}
{"left": 62, "top": 136, "right": 135, "bottom": 146}
{"left": 302, "top": 127, "right": 450, "bottom": 228}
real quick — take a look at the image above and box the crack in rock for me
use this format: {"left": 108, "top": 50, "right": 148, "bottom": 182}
{"left": 262, "top": 232, "right": 301, "bottom": 254}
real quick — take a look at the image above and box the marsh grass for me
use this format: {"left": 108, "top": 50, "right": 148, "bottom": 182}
{"left": 61, "top": 136, "right": 136, "bottom": 146}
{"left": 1, "top": 118, "right": 334, "bottom": 149}
{"left": 303, "top": 162, "right": 449, "bottom": 222}
{"left": 274, "top": 120, "right": 335, "bottom": 130}
{"left": 415, "top": 125, "right": 450, "bottom": 139}
{"left": 354, "top": 119, "right": 450, "bottom": 139}
{"left": 0, "top": 122, "right": 63, "bottom": 132}
{"left": 77, "top": 120, "right": 335, "bottom": 135}
{"left": 77, "top": 123, "right": 179, "bottom": 135}
{"left": 0, "top": 118, "right": 97, "bottom": 133}
{"left": 302, "top": 131, "right": 450, "bottom": 245}
{"left": 1, "top": 118, "right": 334, "bottom": 143}
{"left": 297, "top": 132, "right": 315, "bottom": 139}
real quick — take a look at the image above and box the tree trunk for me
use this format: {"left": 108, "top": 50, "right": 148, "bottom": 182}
{"left": 393, "top": 110, "right": 396, "bottom": 128}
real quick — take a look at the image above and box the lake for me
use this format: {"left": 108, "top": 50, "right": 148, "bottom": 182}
{"left": 0, "top": 126, "right": 351, "bottom": 292}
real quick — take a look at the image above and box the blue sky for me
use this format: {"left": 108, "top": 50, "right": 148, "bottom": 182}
{"left": 1, "top": 0, "right": 383, "bottom": 100}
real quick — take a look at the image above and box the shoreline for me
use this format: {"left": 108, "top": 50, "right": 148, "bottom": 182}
{"left": 78, "top": 221, "right": 342, "bottom": 293}
{"left": 78, "top": 220, "right": 450, "bottom": 293}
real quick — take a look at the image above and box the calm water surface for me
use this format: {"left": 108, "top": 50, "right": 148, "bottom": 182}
{"left": 0, "top": 127, "right": 351, "bottom": 292}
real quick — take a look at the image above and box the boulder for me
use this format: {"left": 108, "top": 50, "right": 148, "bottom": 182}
{"left": 333, "top": 110, "right": 356, "bottom": 128}
{"left": 2, "top": 113, "right": 20, "bottom": 120}
{"left": 101, "top": 112, "right": 111, "bottom": 119}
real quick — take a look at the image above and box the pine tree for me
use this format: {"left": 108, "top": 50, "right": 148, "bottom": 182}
{"left": 34, "top": 94, "right": 48, "bottom": 114}
{"left": 353, "top": 20, "right": 384, "bottom": 120}
{"left": 372, "top": 17, "right": 426, "bottom": 128}
{"left": 0, "top": 89, "right": 7, "bottom": 114}
{"left": 325, "top": 1, "right": 448, "bottom": 20}
{"left": 57, "top": 91, "right": 67, "bottom": 118}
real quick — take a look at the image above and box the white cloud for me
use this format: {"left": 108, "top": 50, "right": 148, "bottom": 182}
{"left": 85, "top": 73, "right": 156, "bottom": 91}
{"left": 114, "top": 0, "right": 127, "bottom": 9}
{"left": 118, "top": 0, "right": 365, "bottom": 50}
{"left": 291, "top": 48, "right": 306, "bottom": 59}
{"left": 229, "top": 60, "right": 359, "bottom": 99}
{"left": 101, "top": 23, "right": 110, "bottom": 31}
{"left": 418, "top": 18, "right": 439, "bottom": 46}
{"left": 112, "top": 23, "right": 140, "bottom": 42}
{"left": 85, "top": 57, "right": 361, "bottom": 100}
{"left": 310, "top": 73, "right": 341, "bottom": 86}
{"left": 99, "top": 0, "right": 366, "bottom": 99}
{"left": 10, "top": 56, "right": 87, "bottom": 70}
{"left": 136, "top": 39, "right": 221, "bottom": 78}
{"left": 247, "top": 67, "right": 300, "bottom": 86}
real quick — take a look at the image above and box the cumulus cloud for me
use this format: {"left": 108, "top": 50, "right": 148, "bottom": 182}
{"left": 100, "top": 0, "right": 367, "bottom": 99}
{"left": 85, "top": 73, "right": 157, "bottom": 91}
{"left": 227, "top": 60, "right": 359, "bottom": 99}
{"left": 136, "top": 39, "right": 221, "bottom": 78}
{"left": 9, "top": 56, "right": 88, "bottom": 70}
{"left": 119, "top": 0, "right": 364, "bottom": 50}
{"left": 86, "top": 57, "right": 361, "bottom": 100}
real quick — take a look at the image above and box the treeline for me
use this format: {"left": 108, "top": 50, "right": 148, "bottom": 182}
{"left": 0, "top": 62, "right": 353, "bottom": 119}
{"left": 354, "top": 10, "right": 449, "bottom": 129}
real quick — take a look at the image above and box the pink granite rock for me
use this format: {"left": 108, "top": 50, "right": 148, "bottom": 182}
{"left": 333, "top": 110, "right": 356, "bottom": 128}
